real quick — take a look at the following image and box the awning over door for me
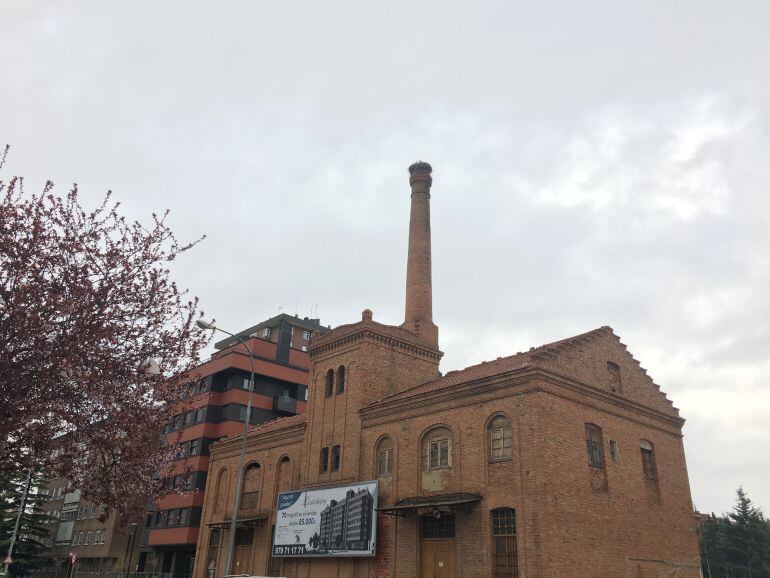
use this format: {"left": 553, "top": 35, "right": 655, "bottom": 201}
{"left": 377, "top": 492, "right": 482, "bottom": 516}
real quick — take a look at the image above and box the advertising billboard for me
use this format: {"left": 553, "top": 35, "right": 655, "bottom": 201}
{"left": 272, "top": 480, "right": 378, "bottom": 557}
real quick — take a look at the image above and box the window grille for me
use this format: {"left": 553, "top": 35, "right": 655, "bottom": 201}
{"left": 492, "top": 509, "right": 518, "bottom": 578}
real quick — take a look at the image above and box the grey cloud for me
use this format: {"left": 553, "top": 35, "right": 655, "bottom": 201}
{"left": 2, "top": 0, "right": 769, "bottom": 515}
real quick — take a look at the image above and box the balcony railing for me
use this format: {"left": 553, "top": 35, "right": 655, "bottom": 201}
{"left": 273, "top": 394, "right": 297, "bottom": 414}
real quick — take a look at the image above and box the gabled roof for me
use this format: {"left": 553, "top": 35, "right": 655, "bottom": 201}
{"left": 378, "top": 326, "right": 615, "bottom": 403}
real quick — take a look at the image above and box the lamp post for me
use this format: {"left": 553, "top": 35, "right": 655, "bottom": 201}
{"left": 3, "top": 468, "right": 33, "bottom": 576}
{"left": 122, "top": 523, "right": 138, "bottom": 578}
{"left": 195, "top": 320, "right": 256, "bottom": 578}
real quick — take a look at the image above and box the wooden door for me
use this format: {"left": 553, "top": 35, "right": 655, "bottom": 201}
{"left": 232, "top": 545, "right": 252, "bottom": 576}
{"left": 420, "top": 539, "right": 456, "bottom": 578}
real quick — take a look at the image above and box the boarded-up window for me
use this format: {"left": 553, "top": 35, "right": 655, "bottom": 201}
{"left": 607, "top": 362, "right": 622, "bottom": 394}
{"left": 214, "top": 469, "right": 229, "bottom": 514}
{"left": 585, "top": 424, "right": 604, "bottom": 469}
{"left": 276, "top": 456, "right": 292, "bottom": 494}
{"left": 640, "top": 440, "right": 657, "bottom": 479}
{"left": 241, "top": 463, "right": 261, "bottom": 510}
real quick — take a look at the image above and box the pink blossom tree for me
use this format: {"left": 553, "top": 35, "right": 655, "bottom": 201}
{"left": 0, "top": 146, "right": 209, "bottom": 517}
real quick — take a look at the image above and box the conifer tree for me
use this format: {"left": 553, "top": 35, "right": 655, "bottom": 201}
{"left": 0, "top": 471, "right": 54, "bottom": 578}
{"left": 700, "top": 487, "right": 770, "bottom": 578}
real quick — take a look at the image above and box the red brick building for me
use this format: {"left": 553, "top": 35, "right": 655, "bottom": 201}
{"left": 192, "top": 162, "right": 700, "bottom": 577}
{"left": 137, "top": 314, "right": 328, "bottom": 578}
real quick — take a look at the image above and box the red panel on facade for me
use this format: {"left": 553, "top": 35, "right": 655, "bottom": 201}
{"left": 156, "top": 491, "right": 205, "bottom": 510}
{"left": 147, "top": 526, "right": 199, "bottom": 546}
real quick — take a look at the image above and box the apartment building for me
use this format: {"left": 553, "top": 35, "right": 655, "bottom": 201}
{"left": 34, "top": 483, "right": 140, "bottom": 578}
{"left": 137, "top": 314, "right": 328, "bottom": 578}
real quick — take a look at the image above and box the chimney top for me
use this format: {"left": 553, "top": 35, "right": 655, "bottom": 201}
{"left": 409, "top": 161, "right": 432, "bottom": 174}
{"left": 409, "top": 161, "right": 432, "bottom": 190}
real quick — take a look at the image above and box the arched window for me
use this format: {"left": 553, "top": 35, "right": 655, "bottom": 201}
{"left": 276, "top": 456, "right": 292, "bottom": 494}
{"left": 214, "top": 468, "right": 229, "bottom": 513}
{"left": 488, "top": 415, "right": 512, "bottom": 461}
{"left": 336, "top": 366, "right": 346, "bottom": 394}
{"left": 491, "top": 508, "right": 518, "bottom": 577}
{"left": 241, "top": 463, "right": 261, "bottom": 510}
{"left": 640, "top": 440, "right": 657, "bottom": 480}
{"left": 585, "top": 424, "right": 605, "bottom": 469}
{"left": 422, "top": 426, "right": 452, "bottom": 470}
{"left": 325, "top": 369, "right": 334, "bottom": 397}
{"left": 376, "top": 437, "right": 393, "bottom": 477}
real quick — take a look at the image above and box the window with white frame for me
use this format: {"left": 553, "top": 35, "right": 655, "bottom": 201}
{"left": 429, "top": 439, "right": 450, "bottom": 469}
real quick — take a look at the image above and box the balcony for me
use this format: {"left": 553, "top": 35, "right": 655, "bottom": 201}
{"left": 273, "top": 394, "right": 297, "bottom": 415}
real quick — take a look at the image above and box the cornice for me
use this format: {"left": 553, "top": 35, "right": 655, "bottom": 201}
{"left": 210, "top": 422, "right": 306, "bottom": 459}
{"left": 359, "top": 367, "right": 685, "bottom": 432}
{"left": 310, "top": 324, "right": 443, "bottom": 364}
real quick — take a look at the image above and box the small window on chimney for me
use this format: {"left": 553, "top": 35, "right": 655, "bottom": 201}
{"left": 609, "top": 440, "right": 618, "bottom": 463}
{"left": 607, "top": 362, "right": 622, "bottom": 394}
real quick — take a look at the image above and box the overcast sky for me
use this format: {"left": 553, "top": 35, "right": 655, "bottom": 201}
{"left": 2, "top": 0, "right": 768, "bottom": 516}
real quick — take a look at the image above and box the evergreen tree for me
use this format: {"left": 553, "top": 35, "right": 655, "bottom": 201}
{"left": 700, "top": 487, "right": 770, "bottom": 578}
{"left": 0, "top": 471, "right": 54, "bottom": 578}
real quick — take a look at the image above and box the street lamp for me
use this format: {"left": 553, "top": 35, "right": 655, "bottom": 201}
{"left": 139, "top": 357, "right": 161, "bottom": 376}
{"left": 195, "top": 319, "right": 256, "bottom": 578}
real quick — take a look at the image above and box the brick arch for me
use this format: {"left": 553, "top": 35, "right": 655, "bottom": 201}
{"left": 418, "top": 424, "right": 455, "bottom": 489}
{"left": 274, "top": 454, "right": 293, "bottom": 495}
{"left": 325, "top": 368, "right": 334, "bottom": 397}
{"left": 373, "top": 434, "right": 396, "bottom": 477}
{"left": 418, "top": 423, "right": 454, "bottom": 445}
{"left": 485, "top": 412, "right": 513, "bottom": 462}
{"left": 214, "top": 467, "right": 229, "bottom": 514}
{"left": 336, "top": 365, "right": 346, "bottom": 393}
{"left": 240, "top": 462, "right": 262, "bottom": 513}
{"left": 242, "top": 461, "right": 262, "bottom": 491}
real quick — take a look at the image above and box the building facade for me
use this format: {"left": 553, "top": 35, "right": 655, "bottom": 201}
{"left": 192, "top": 162, "right": 701, "bottom": 577}
{"left": 34, "top": 483, "right": 141, "bottom": 578}
{"left": 138, "top": 315, "right": 328, "bottom": 578}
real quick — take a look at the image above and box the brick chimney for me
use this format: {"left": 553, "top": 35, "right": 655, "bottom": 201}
{"left": 402, "top": 161, "right": 439, "bottom": 348}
